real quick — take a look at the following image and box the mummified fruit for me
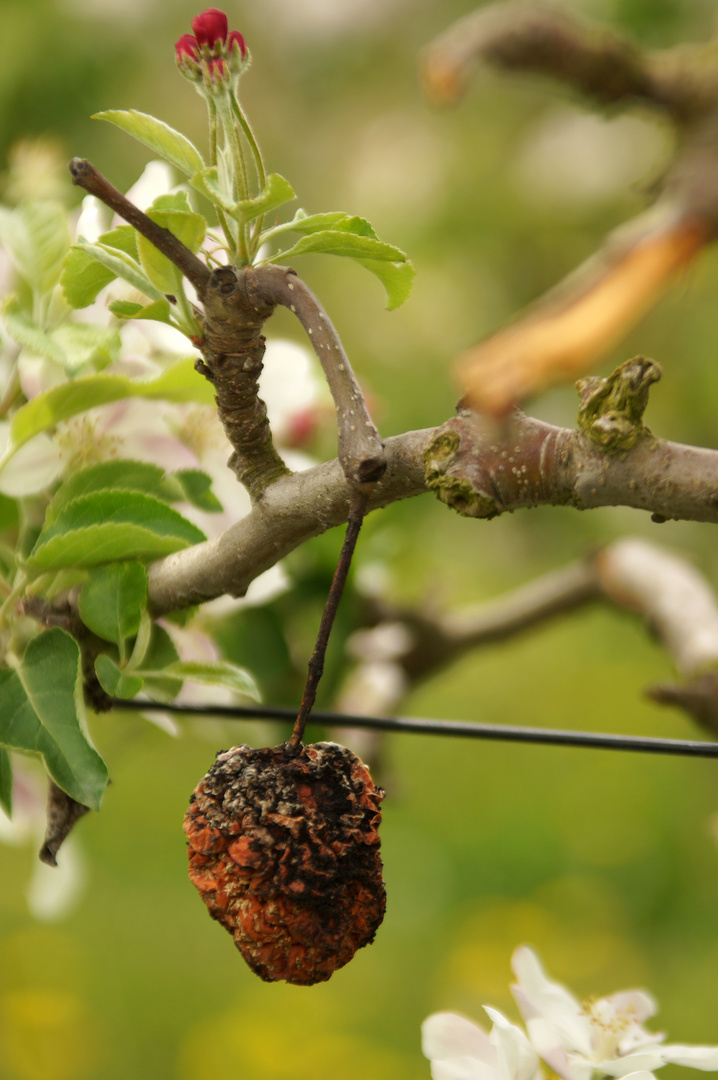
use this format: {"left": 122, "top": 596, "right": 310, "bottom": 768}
{"left": 183, "top": 741, "right": 386, "bottom": 985}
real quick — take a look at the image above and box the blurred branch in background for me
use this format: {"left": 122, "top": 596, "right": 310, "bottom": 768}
{"left": 338, "top": 534, "right": 718, "bottom": 756}
{"left": 423, "top": 1, "right": 718, "bottom": 415}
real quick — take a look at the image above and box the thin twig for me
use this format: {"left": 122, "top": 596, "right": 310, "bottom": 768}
{"left": 287, "top": 489, "right": 370, "bottom": 754}
{"left": 68, "top": 158, "right": 211, "bottom": 297}
{"left": 254, "top": 265, "right": 387, "bottom": 488}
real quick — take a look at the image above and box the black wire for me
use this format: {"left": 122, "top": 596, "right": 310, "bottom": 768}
{"left": 108, "top": 699, "right": 718, "bottom": 759}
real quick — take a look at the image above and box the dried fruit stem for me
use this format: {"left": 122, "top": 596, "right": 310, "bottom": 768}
{"left": 289, "top": 489, "right": 370, "bottom": 753}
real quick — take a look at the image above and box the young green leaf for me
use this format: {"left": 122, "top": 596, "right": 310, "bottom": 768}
{"left": 95, "top": 654, "right": 144, "bottom": 700}
{"left": 190, "top": 166, "right": 236, "bottom": 215}
{"left": 61, "top": 224, "right": 139, "bottom": 309}
{"left": 272, "top": 230, "right": 407, "bottom": 262}
{"left": 28, "top": 491, "right": 206, "bottom": 570}
{"left": 78, "top": 562, "right": 148, "bottom": 645}
{"left": 46, "top": 461, "right": 194, "bottom": 525}
{"left": 172, "top": 469, "right": 223, "bottom": 512}
{"left": 93, "top": 110, "right": 205, "bottom": 178}
{"left": 108, "top": 298, "right": 174, "bottom": 325}
{"left": 72, "top": 242, "right": 164, "bottom": 303}
{"left": 0, "top": 628, "right": 108, "bottom": 810}
{"left": 136, "top": 209, "right": 207, "bottom": 294}
{"left": 0, "top": 494, "right": 18, "bottom": 534}
{"left": 261, "top": 210, "right": 380, "bottom": 246}
{"left": 232, "top": 173, "right": 295, "bottom": 224}
{"left": 160, "top": 660, "right": 260, "bottom": 699}
{"left": 354, "top": 256, "right": 416, "bottom": 311}
{"left": 268, "top": 230, "right": 416, "bottom": 308}
{"left": 0, "top": 202, "right": 71, "bottom": 298}
{"left": 1, "top": 299, "right": 122, "bottom": 373}
{"left": 149, "top": 191, "right": 194, "bottom": 213}
{"left": 2, "top": 359, "right": 215, "bottom": 466}
{"left": 137, "top": 625, "right": 182, "bottom": 702}
{"left": 0, "top": 747, "right": 11, "bottom": 816}
{"left": 60, "top": 246, "right": 116, "bottom": 309}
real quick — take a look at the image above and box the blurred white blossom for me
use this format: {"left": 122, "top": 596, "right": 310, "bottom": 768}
{"left": 511, "top": 946, "right": 718, "bottom": 1080}
{"left": 423, "top": 947, "right": 718, "bottom": 1080}
{"left": 0, "top": 767, "right": 87, "bottom": 921}
{"left": 422, "top": 1004, "right": 541, "bottom": 1080}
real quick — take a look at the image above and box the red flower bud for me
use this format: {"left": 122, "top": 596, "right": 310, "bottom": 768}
{"left": 175, "top": 34, "right": 200, "bottom": 62}
{"left": 191, "top": 8, "right": 228, "bottom": 46}
{"left": 206, "top": 56, "right": 228, "bottom": 84}
{"left": 226, "top": 30, "right": 247, "bottom": 60}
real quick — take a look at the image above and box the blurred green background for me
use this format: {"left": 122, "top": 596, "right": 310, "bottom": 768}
{"left": 3, "top": 0, "right": 718, "bottom": 1077}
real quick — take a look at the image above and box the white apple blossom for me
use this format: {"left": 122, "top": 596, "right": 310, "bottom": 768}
{"left": 0, "top": 765, "right": 87, "bottom": 921}
{"left": 422, "top": 1005, "right": 542, "bottom": 1080}
{"left": 511, "top": 946, "right": 718, "bottom": 1080}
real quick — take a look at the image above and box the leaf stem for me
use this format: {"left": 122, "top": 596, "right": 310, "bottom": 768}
{"left": 216, "top": 95, "right": 250, "bottom": 264}
{"left": 229, "top": 96, "right": 267, "bottom": 256}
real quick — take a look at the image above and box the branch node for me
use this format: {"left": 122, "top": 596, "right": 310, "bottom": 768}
{"left": 423, "top": 422, "right": 503, "bottom": 518}
{"left": 577, "top": 355, "right": 661, "bottom": 452}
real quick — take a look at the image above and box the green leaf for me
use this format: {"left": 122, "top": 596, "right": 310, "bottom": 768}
{"left": 0, "top": 202, "right": 71, "bottom": 298}
{"left": 283, "top": 210, "right": 359, "bottom": 234}
{"left": 60, "top": 225, "right": 139, "bottom": 309}
{"left": 270, "top": 230, "right": 416, "bottom": 309}
{"left": 160, "top": 660, "right": 259, "bottom": 699}
{"left": 1, "top": 297, "right": 65, "bottom": 364}
{"left": 2, "top": 358, "right": 214, "bottom": 465}
{"left": 2, "top": 298, "right": 122, "bottom": 373}
{"left": 231, "top": 173, "right": 295, "bottom": 224}
{"left": 172, "top": 469, "right": 223, "bottom": 512}
{"left": 354, "top": 256, "right": 416, "bottom": 311}
{"left": 108, "top": 298, "right": 174, "bottom": 325}
{"left": 46, "top": 461, "right": 187, "bottom": 525}
{"left": 136, "top": 209, "right": 207, "bottom": 294}
{"left": 93, "top": 110, "right": 205, "bottom": 178}
{"left": 0, "top": 747, "right": 11, "bottom": 816}
{"left": 0, "top": 628, "right": 108, "bottom": 810}
{"left": 29, "top": 491, "right": 206, "bottom": 569}
{"left": 150, "top": 191, "right": 193, "bottom": 213}
{"left": 0, "top": 493, "right": 18, "bottom": 533}
{"left": 138, "top": 625, "right": 182, "bottom": 701}
{"left": 190, "top": 166, "right": 236, "bottom": 215}
{"left": 192, "top": 169, "right": 295, "bottom": 225}
{"left": 60, "top": 246, "right": 116, "bottom": 309}
{"left": 262, "top": 210, "right": 380, "bottom": 245}
{"left": 72, "top": 242, "right": 163, "bottom": 303}
{"left": 78, "top": 562, "right": 148, "bottom": 645}
{"left": 273, "top": 230, "right": 408, "bottom": 262}
{"left": 95, "top": 654, "right": 144, "bottom": 700}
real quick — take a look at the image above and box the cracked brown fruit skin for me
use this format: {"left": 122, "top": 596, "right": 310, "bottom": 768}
{"left": 183, "top": 741, "right": 386, "bottom": 985}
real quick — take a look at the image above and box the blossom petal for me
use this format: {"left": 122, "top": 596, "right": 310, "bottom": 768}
{"left": 0, "top": 430, "right": 63, "bottom": 496}
{"left": 484, "top": 1006, "right": 540, "bottom": 1080}
{"left": 511, "top": 947, "right": 592, "bottom": 1055}
{"left": 607, "top": 991, "right": 658, "bottom": 1026}
{"left": 598, "top": 1051, "right": 666, "bottom": 1076}
{"left": 659, "top": 1045, "right": 718, "bottom": 1070}
{"left": 422, "top": 1013, "right": 496, "bottom": 1064}
{"left": 523, "top": 1018, "right": 593, "bottom": 1080}
{"left": 430, "top": 1058, "right": 500, "bottom": 1080}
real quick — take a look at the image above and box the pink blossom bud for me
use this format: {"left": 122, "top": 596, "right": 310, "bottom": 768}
{"left": 191, "top": 8, "right": 228, "bottom": 46}
{"left": 206, "top": 56, "right": 229, "bottom": 85}
{"left": 175, "top": 34, "right": 200, "bottom": 62}
{"left": 226, "top": 30, "right": 247, "bottom": 60}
